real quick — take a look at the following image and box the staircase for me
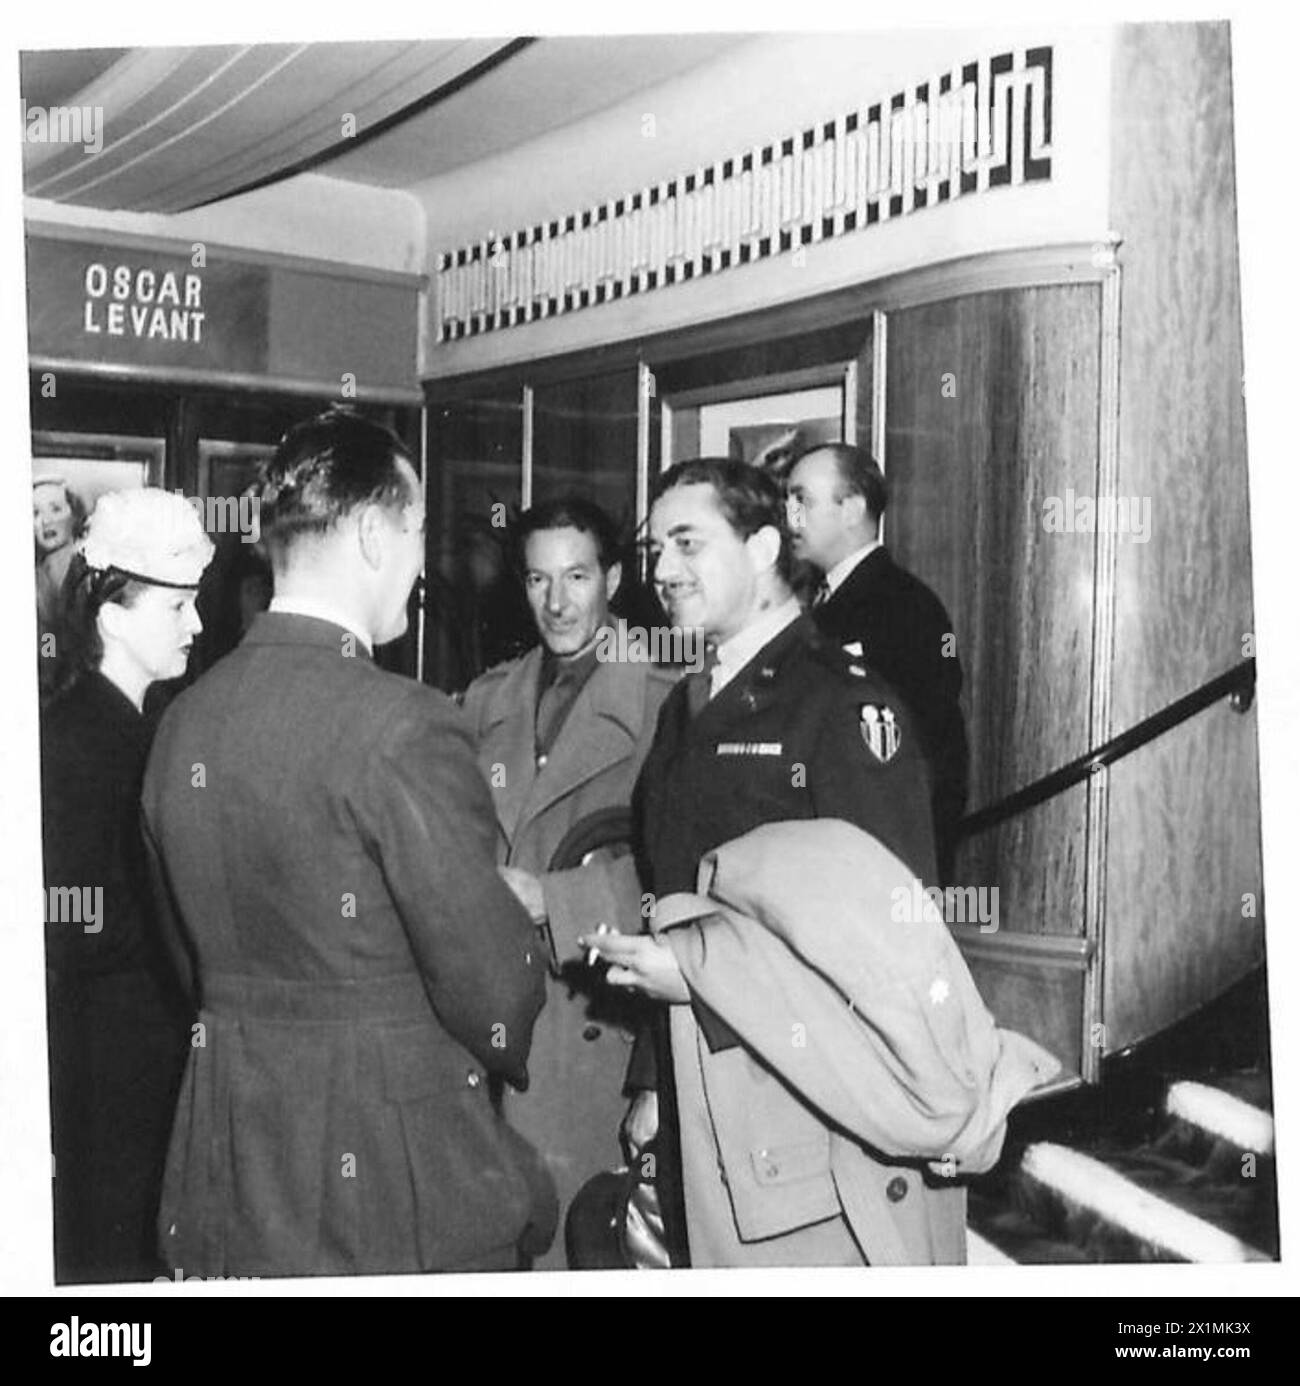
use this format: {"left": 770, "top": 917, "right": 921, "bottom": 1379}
{"left": 967, "top": 970, "right": 1278, "bottom": 1264}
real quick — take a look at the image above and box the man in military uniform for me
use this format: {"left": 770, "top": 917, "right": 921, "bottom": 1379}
{"left": 589, "top": 457, "right": 938, "bottom": 1266}
{"left": 142, "top": 410, "right": 552, "bottom": 1276}
{"left": 462, "top": 496, "right": 677, "bottom": 1268}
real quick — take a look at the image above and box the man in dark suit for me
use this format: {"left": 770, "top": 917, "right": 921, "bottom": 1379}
{"left": 141, "top": 409, "right": 554, "bottom": 1277}
{"left": 588, "top": 458, "right": 938, "bottom": 1266}
{"left": 460, "top": 496, "right": 676, "bottom": 1268}
{"left": 786, "top": 442, "right": 968, "bottom": 879}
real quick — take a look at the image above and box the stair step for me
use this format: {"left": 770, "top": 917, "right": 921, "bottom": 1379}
{"left": 1020, "top": 1142, "right": 1272, "bottom": 1264}
{"left": 1165, "top": 1080, "right": 1274, "bottom": 1154}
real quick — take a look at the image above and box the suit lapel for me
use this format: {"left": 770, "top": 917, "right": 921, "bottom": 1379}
{"left": 516, "top": 656, "right": 645, "bottom": 834}
{"left": 480, "top": 648, "right": 542, "bottom": 842}
{"left": 821, "top": 547, "right": 888, "bottom": 647}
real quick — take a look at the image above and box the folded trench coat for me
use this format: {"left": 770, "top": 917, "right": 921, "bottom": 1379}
{"left": 650, "top": 818, "right": 1061, "bottom": 1267}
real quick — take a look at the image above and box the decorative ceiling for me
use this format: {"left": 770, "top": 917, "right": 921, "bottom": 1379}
{"left": 19, "top": 35, "right": 750, "bottom": 214}
{"left": 20, "top": 39, "right": 524, "bottom": 212}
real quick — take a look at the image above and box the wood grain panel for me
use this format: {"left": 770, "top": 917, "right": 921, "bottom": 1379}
{"left": 954, "top": 784, "right": 1090, "bottom": 941}
{"left": 887, "top": 286, "right": 1101, "bottom": 810}
{"left": 1109, "top": 22, "right": 1253, "bottom": 727}
{"left": 1102, "top": 23, "right": 1263, "bottom": 1047}
{"left": 886, "top": 286, "right": 1101, "bottom": 947}
{"left": 1103, "top": 683, "right": 1265, "bottom": 1051}
{"left": 961, "top": 950, "right": 1087, "bottom": 1080}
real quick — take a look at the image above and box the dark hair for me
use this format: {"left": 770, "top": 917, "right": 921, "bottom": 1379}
{"left": 792, "top": 441, "right": 888, "bottom": 521}
{"left": 256, "top": 409, "right": 415, "bottom": 566}
{"left": 513, "top": 494, "right": 621, "bottom": 574}
{"left": 47, "top": 552, "right": 147, "bottom": 699}
{"left": 651, "top": 457, "right": 793, "bottom": 583}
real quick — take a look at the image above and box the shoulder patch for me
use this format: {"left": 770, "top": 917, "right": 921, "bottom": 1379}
{"left": 858, "top": 702, "right": 902, "bottom": 763}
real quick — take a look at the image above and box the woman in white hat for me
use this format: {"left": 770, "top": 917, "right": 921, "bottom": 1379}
{"left": 40, "top": 487, "right": 213, "bottom": 1283}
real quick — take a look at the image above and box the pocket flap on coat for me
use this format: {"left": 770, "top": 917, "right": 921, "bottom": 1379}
{"left": 749, "top": 1137, "right": 832, "bottom": 1188}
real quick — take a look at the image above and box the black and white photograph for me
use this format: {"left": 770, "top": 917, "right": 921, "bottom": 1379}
{"left": 1, "top": 0, "right": 1296, "bottom": 1330}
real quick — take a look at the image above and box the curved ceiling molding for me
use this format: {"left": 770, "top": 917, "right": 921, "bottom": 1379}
{"left": 21, "top": 38, "right": 521, "bottom": 213}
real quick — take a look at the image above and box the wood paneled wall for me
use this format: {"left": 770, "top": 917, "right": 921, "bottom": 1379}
{"left": 1103, "top": 21, "right": 1263, "bottom": 1045}
{"left": 885, "top": 286, "right": 1102, "bottom": 940}
{"left": 1104, "top": 703, "right": 1262, "bottom": 1050}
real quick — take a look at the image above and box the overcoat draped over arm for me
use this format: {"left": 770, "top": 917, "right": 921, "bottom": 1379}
{"left": 651, "top": 818, "right": 1060, "bottom": 1266}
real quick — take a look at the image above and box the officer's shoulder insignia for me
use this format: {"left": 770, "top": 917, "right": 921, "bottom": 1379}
{"left": 858, "top": 702, "right": 902, "bottom": 763}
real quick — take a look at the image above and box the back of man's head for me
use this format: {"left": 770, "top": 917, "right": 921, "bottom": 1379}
{"left": 257, "top": 409, "right": 414, "bottom": 572}
{"left": 653, "top": 456, "right": 794, "bottom": 585}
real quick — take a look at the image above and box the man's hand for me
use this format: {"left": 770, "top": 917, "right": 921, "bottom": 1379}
{"left": 578, "top": 929, "right": 691, "bottom": 1004}
{"left": 621, "top": 1089, "right": 659, "bottom": 1159}
{"left": 498, "top": 865, "right": 547, "bottom": 924}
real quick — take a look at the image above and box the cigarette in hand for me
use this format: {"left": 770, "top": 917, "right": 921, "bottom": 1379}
{"left": 586, "top": 922, "right": 611, "bottom": 966}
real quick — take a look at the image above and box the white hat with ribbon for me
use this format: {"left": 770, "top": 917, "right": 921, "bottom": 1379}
{"left": 81, "top": 488, "right": 214, "bottom": 589}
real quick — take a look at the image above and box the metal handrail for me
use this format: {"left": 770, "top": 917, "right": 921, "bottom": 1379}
{"left": 954, "top": 659, "right": 1256, "bottom": 842}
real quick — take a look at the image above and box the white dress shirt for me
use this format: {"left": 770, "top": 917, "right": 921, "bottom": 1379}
{"left": 822, "top": 539, "right": 883, "bottom": 598}
{"left": 710, "top": 596, "right": 803, "bottom": 698}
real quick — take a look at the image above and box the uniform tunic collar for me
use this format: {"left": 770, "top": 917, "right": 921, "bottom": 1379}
{"left": 711, "top": 596, "right": 802, "bottom": 698}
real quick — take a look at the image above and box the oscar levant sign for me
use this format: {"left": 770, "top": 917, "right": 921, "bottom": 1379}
{"left": 26, "top": 236, "right": 271, "bottom": 377}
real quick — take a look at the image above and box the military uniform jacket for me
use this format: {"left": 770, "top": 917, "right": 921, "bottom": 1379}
{"left": 460, "top": 632, "right": 677, "bottom": 1266}
{"left": 140, "top": 613, "right": 553, "bottom": 1278}
{"left": 629, "top": 613, "right": 938, "bottom": 1261}
{"left": 814, "top": 547, "right": 968, "bottom": 869}
{"left": 634, "top": 612, "right": 937, "bottom": 908}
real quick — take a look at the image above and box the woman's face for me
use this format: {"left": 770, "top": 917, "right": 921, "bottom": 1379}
{"left": 33, "top": 484, "right": 75, "bottom": 556}
{"left": 105, "top": 585, "right": 204, "bottom": 684}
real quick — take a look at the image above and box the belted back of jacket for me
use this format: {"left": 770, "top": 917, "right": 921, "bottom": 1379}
{"left": 651, "top": 818, "right": 1060, "bottom": 1265}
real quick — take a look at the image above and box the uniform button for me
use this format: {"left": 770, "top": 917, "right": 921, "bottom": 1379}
{"left": 886, "top": 1176, "right": 908, "bottom": 1203}
{"left": 536, "top": 753, "right": 548, "bottom": 768}
{"left": 525, "top": 949, "right": 533, "bottom": 965}
{"left": 582, "top": 1024, "right": 602, "bottom": 1041}
{"left": 466, "top": 1071, "right": 481, "bottom": 1089}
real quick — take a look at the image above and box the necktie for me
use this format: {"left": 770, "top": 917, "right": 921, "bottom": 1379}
{"left": 535, "top": 664, "right": 578, "bottom": 760}
{"left": 685, "top": 646, "right": 719, "bottom": 717}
